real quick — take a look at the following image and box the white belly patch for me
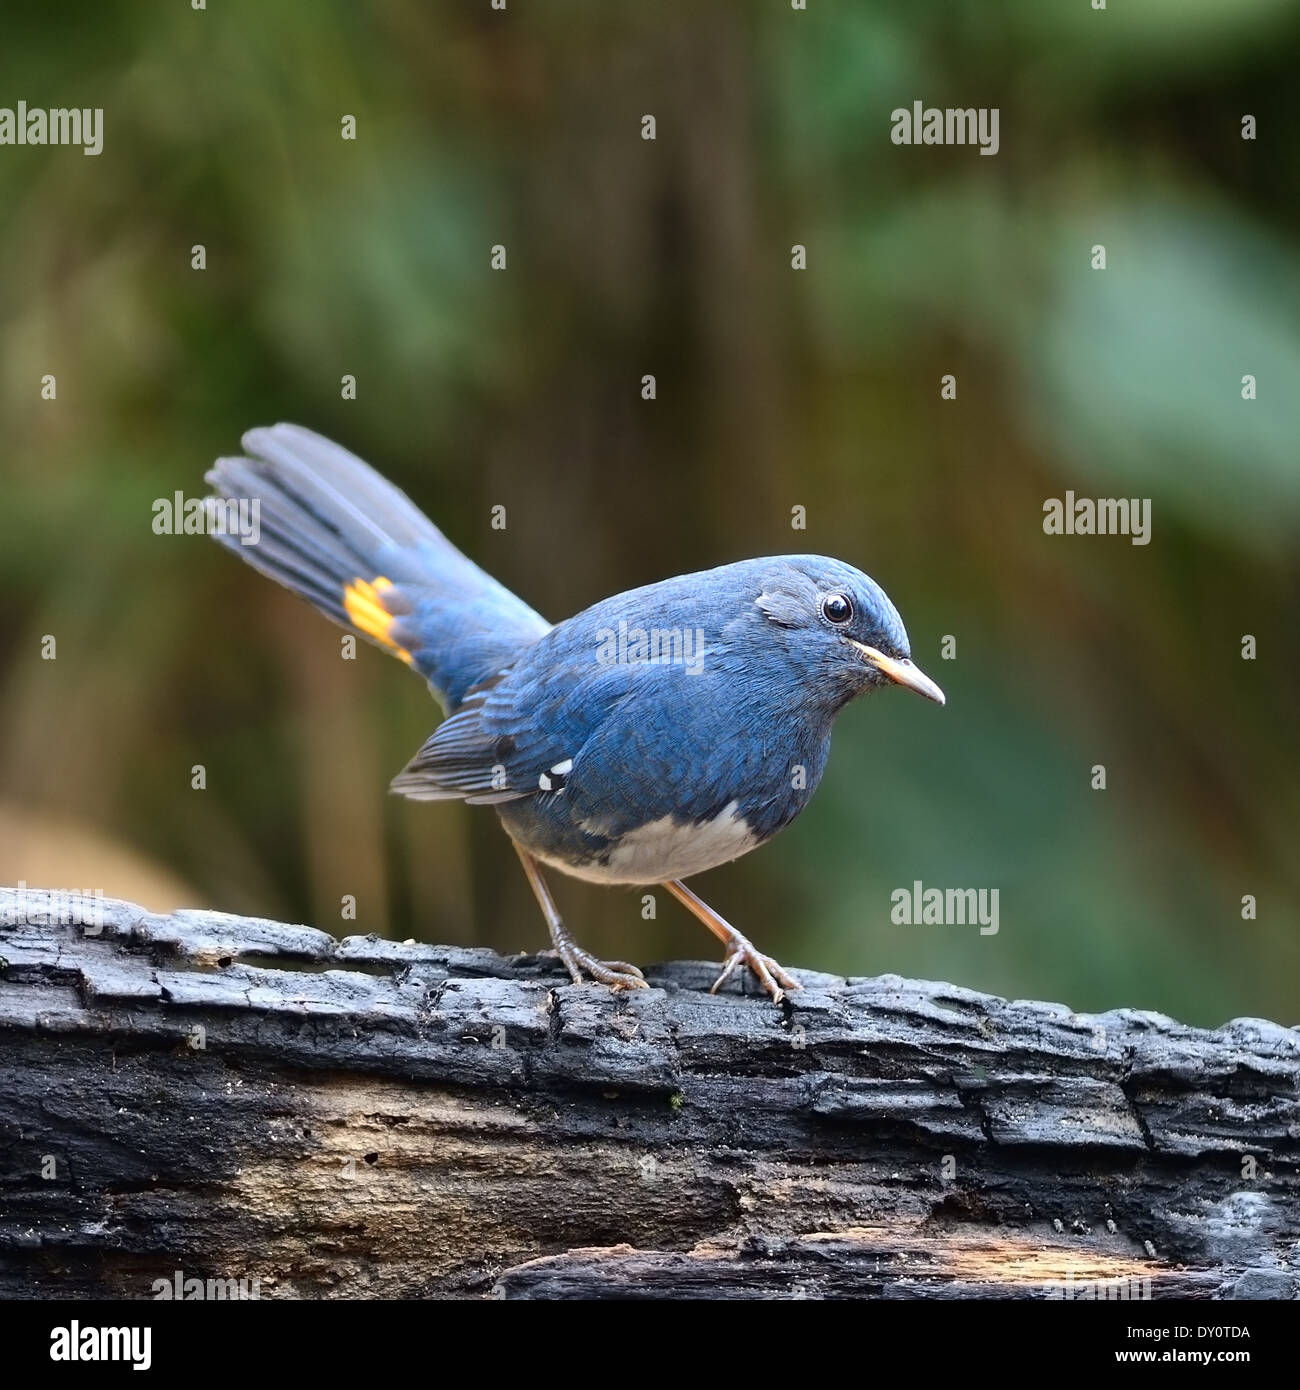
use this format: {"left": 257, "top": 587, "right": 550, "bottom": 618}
{"left": 534, "top": 800, "right": 760, "bottom": 885}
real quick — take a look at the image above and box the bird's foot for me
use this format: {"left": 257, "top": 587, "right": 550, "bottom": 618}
{"left": 711, "top": 930, "right": 802, "bottom": 1004}
{"left": 543, "top": 944, "right": 648, "bottom": 991}
{"left": 514, "top": 842, "right": 649, "bottom": 992}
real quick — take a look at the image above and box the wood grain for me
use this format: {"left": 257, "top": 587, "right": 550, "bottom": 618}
{"left": 1, "top": 888, "right": 1296, "bottom": 1299}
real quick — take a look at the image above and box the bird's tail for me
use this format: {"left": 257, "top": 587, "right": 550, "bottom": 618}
{"left": 205, "top": 425, "right": 549, "bottom": 710}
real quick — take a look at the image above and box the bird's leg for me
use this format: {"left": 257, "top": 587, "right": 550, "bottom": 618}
{"left": 662, "top": 880, "right": 801, "bottom": 1003}
{"left": 512, "top": 843, "right": 647, "bottom": 990}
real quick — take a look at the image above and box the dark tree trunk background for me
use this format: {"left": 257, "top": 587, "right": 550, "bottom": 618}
{"left": 1, "top": 888, "right": 1297, "bottom": 1300}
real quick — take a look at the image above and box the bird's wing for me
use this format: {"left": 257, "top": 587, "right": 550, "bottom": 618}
{"left": 388, "top": 643, "right": 794, "bottom": 839}
{"left": 388, "top": 656, "right": 637, "bottom": 804}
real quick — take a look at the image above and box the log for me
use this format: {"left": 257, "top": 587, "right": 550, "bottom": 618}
{"left": 1, "top": 886, "right": 1297, "bottom": 1300}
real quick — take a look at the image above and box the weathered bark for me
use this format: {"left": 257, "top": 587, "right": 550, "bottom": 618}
{"left": 1, "top": 887, "right": 1296, "bottom": 1300}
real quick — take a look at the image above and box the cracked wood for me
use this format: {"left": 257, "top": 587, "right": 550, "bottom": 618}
{"left": 0, "top": 888, "right": 1297, "bottom": 1299}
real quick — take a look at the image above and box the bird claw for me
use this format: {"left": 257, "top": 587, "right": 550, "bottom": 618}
{"left": 710, "top": 935, "right": 801, "bottom": 1003}
{"left": 542, "top": 947, "right": 648, "bottom": 991}
{"left": 590, "top": 960, "right": 649, "bottom": 991}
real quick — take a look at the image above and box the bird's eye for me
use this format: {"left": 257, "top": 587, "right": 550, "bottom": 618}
{"left": 821, "top": 593, "right": 854, "bottom": 625}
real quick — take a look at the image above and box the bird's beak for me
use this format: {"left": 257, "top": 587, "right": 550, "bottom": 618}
{"left": 848, "top": 640, "right": 946, "bottom": 705}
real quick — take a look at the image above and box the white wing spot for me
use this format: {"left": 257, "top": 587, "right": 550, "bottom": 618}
{"left": 551, "top": 759, "right": 573, "bottom": 775}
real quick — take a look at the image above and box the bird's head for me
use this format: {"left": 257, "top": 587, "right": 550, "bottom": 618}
{"left": 750, "top": 555, "right": 945, "bottom": 711}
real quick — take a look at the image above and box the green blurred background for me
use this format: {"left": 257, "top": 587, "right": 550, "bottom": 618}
{"left": 1, "top": 1, "right": 1297, "bottom": 1026}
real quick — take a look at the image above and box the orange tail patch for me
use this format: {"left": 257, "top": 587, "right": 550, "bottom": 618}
{"left": 343, "top": 576, "right": 414, "bottom": 665}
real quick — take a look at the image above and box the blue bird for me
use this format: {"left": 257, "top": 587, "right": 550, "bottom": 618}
{"left": 206, "top": 426, "right": 945, "bottom": 1001}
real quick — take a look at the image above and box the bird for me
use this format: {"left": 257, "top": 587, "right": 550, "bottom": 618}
{"left": 205, "top": 426, "right": 945, "bottom": 1002}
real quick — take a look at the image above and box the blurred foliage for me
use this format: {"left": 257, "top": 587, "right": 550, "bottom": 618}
{"left": 1, "top": 0, "right": 1297, "bottom": 1026}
